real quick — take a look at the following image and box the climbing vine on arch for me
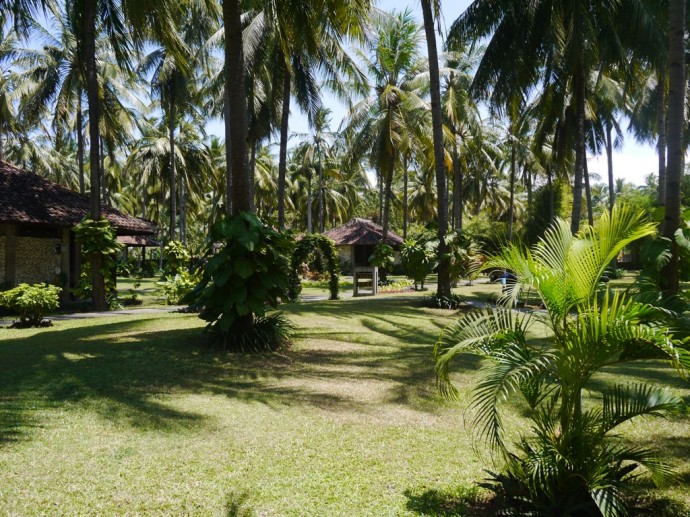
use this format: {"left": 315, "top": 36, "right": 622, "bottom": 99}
{"left": 289, "top": 235, "right": 340, "bottom": 300}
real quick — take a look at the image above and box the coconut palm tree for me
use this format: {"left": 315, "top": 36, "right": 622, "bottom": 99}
{"left": 268, "top": 1, "right": 370, "bottom": 230}
{"left": 345, "top": 8, "right": 426, "bottom": 244}
{"left": 65, "top": 0, "right": 183, "bottom": 310}
{"left": 421, "top": 0, "right": 451, "bottom": 297}
{"left": 18, "top": 8, "right": 140, "bottom": 197}
{"left": 0, "top": 29, "right": 21, "bottom": 163}
{"left": 436, "top": 204, "right": 690, "bottom": 514}
{"left": 138, "top": 4, "right": 218, "bottom": 241}
{"left": 449, "top": 0, "right": 664, "bottom": 235}
{"left": 662, "top": 0, "right": 686, "bottom": 294}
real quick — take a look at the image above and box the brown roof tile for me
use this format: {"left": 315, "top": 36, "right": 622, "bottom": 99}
{"left": 323, "top": 218, "right": 404, "bottom": 247}
{"left": 0, "top": 160, "right": 155, "bottom": 235}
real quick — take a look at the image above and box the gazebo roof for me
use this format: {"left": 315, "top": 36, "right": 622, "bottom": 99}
{"left": 0, "top": 160, "right": 156, "bottom": 235}
{"left": 323, "top": 218, "right": 404, "bottom": 247}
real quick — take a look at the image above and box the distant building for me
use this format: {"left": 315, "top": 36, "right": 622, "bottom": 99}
{"left": 323, "top": 218, "right": 403, "bottom": 271}
{"left": 0, "top": 161, "right": 156, "bottom": 301}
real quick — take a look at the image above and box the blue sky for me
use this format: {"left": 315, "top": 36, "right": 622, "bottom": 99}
{"left": 206, "top": 0, "right": 659, "bottom": 187}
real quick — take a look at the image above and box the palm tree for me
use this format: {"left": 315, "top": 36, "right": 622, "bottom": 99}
{"left": 435, "top": 204, "right": 689, "bottom": 514}
{"left": 18, "top": 9, "right": 140, "bottom": 197}
{"left": 421, "top": 0, "right": 451, "bottom": 297}
{"left": 450, "top": 0, "right": 664, "bottom": 235}
{"left": 293, "top": 107, "right": 336, "bottom": 233}
{"left": 68, "top": 0, "right": 184, "bottom": 310}
{"left": 441, "top": 45, "right": 484, "bottom": 231}
{"left": 267, "top": 0, "right": 370, "bottom": 230}
{"left": 138, "top": 4, "right": 218, "bottom": 241}
{"left": 661, "top": 0, "right": 686, "bottom": 295}
{"left": 345, "top": 9, "right": 426, "bottom": 244}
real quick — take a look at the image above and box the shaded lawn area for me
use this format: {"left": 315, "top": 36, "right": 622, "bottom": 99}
{"left": 1, "top": 296, "right": 689, "bottom": 515}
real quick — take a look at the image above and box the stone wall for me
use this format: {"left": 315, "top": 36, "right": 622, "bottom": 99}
{"left": 15, "top": 237, "right": 62, "bottom": 284}
{"left": 0, "top": 236, "right": 5, "bottom": 284}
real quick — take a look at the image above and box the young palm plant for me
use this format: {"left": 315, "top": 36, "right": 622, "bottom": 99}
{"left": 434, "top": 204, "right": 690, "bottom": 516}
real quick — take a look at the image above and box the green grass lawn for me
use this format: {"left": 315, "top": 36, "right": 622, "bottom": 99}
{"left": 1, "top": 295, "right": 689, "bottom": 515}
{"left": 116, "top": 276, "right": 169, "bottom": 307}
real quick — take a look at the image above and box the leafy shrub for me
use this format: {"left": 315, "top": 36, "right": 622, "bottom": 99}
{"left": 289, "top": 234, "right": 340, "bottom": 301}
{"left": 423, "top": 293, "right": 467, "bottom": 309}
{"left": 185, "top": 212, "right": 294, "bottom": 352}
{"left": 604, "top": 266, "right": 625, "bottom": 280}
{"left": 0, "top": 283, "right": 61, "bottom": 327}
{"left": 445, "top": 229, "right": 482, "bottom": 283}
{"left": 209, "top": 312, "right": 294, "bottom": 353}
{"left": 400, "top": 237, "right": 437, "bottom": 290}
{"left": 73, "top": 218, "right": 122, "bottom": 301}
{"left": 163, "top": 240, "right": 190, "bottom": 276}
{"left": 369, "top": 243, "right": 395, "bottom": 271}
{"left": 378, "top": 279, "right": 414, "bottom": 293}
{"left": 159, "top": 269, "right": 201, "bottom": 305}
{"left": 301, "top": 278, "right": 354, "bottom": 290}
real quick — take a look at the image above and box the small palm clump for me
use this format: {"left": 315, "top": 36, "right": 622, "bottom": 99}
{"left": 435, "top": 205, "right": 690, "bottom": 516}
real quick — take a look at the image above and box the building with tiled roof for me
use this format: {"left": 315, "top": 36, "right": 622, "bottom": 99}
{"left": 0, "top": 161, "right": 156, "bottom": 298}
{"left": 323, "top": 218, "right": 403, "bottom": 270}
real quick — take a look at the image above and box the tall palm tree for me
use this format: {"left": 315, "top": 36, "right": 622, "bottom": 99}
{"left": 345, "top": 9, "right": 426, "bottom": 244}
{"left": 0, "top": 34, "right": 20, "bottom": 163}
{"left": 449, "top": 0, "right": 664, "bottom": 235}
{"left": 18, "top": 9, "right": 139, "bottom": 197}
{"left": 138, "top": 4, "right": 218, "bottom": 241}
{"left": 268, "top": 0, "right": 370, "bottom": 230}
{"left": 293, "top": 107, "right": 335, "bottom": 232}
{"left": 421, "top": 0, "right": 451, "bottom": 297}
{"left": 69, "top": 0, "right": 184, "bottom": 309}
{"left": 662, "top": 0, "right": 686, "bottom": 294}
{"left": 441, "top": 45, "right": 484, "bottom": 231}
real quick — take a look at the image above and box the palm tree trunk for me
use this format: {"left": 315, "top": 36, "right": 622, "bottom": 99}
{"left": 547, "top": 165, "right": 554, "bottom": 222}
{"left": 318, "top": 150, "right": 324, "bottom": 232}
{"left": 179, "top": 174, "right": 186, "bottom": 244}
{"left": 223, "top": 88, "right": 232, "bottom": 214}
{"left": 0, "top": 131, "right": 3, "bottom": 162}
{"left": 662, "top": 0, "right": 685, "bottom": 295}
{"left": 570, "top": 61, "right": 586, "bottom": 234}
{"left": 525, "top": 166, "right": 532, "bottom": 208}
{"left": 83, "top": 0, "right": 105, "bottom": 310}
{"left": 168, "top": 100, "right": 176, "bottom": 241}
{"left": 378, "top": 169, "right": 383, "bottom": 224}
{"left": 656, "top": 82, "right": 667, "bottom": 206}
{"left": 382, "top": 157, "right": 394, "bottom": 244}
{"left": 249, "top": 139, "right": 257, "bottom": 212}
{"left": 584, "top": 156, "right": 593, "bottom": 226}
{"left": 452, "top": 142, "right": 461, "bottom": 230}
{"left": 100, "top": 136, "right": 106, "bottom": 205}
{"left": 403, "top": 156, "right": 409, "bottom": 239}
{"left": 421, "top": 0, "right": 450, "bottom": 297}
{"left": 277, "top": 69, "right": 290, "bottom": 229}
{"left": 307, "top": 171, "right": 313, "bottom": 233}
{"left": 508, "top": 140, "right": 516, "bottom": 241}
{"left": 606, "top": 122, "right": 615, "bottom": 210}
{"left": 77, "top": 99, "right": 85, "bottom": 195}
{"left": 224, "top": 0, "right": 250, "bottom": 215}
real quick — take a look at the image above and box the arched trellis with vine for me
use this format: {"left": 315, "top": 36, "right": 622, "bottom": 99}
{"left": 289, "top": 235, "right": 339, "bottom": 300}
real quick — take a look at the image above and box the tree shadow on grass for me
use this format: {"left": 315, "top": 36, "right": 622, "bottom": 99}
{"left": 224, "top": 490, "right": 256, "bottom": 517}
{"left": 0, "top": 304, "right": 476, "bottom": 446}
{"left": 403, "top": 486, "right": 497, "bottom": 516}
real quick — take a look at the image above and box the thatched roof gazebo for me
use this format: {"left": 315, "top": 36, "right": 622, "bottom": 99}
{"left": 323, "top": 218, "right": 403, "bottom": 269}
